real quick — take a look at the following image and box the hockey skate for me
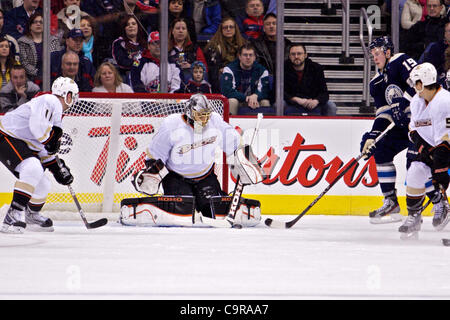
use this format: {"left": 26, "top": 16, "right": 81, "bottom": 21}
{"left": 25, "top": 208, "right": 54, "bottom": 232}
{"left": 1, "top": 207, "right": 26, "bottom": 234}
{"left": 399, "top": 214, "right": 422, "bottom": 240}
{"left": 369, "top": 197, "right": 402, "bottom": 224}
{"left": 432, "top": 197, "right": 449, "bottom": 231}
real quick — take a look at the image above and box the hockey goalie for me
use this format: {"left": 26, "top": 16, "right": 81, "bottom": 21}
{"left": 119, "top": 94, "right": 265, "bottom": 228}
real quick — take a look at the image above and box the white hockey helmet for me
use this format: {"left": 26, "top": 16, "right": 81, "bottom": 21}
{"left": 51, "top": 77, "right": 79, "bottom": 109}
{"left": 407, "top": 63, "right": 437, "bottom": 90}
{"left": 185, "top": 93, "right": 212, "bottom": 128}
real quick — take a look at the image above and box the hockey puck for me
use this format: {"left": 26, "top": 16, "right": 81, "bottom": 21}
{"left": 232, "top": 224, "right": 243, "bottom": 229}
{"left": 442, "top": 239, "right": 450, "bottom": 246}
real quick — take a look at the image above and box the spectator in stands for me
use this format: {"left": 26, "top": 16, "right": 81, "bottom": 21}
{"left": 220, "top": 43, "right": 272, "bottom": 115}
{"left": 443, "top": 45, "right": 450, "bottom": 88}
{"left": 51, "top": 28, "right": 96, "bottom": 90}
{"left": 220, "top": 0, "right": 272, "bottom": 19}
{"left": 404, "top": 0, "right": 448, "bottom": 61}
{"left": 112, "top": 14, "right": 146, "bottom": 82}
{"left": 92, "top": 61, "right": 133, "bottom": 93}
{"left": 204, "top": 16, "right": 245, "bottom": 93}
{"left": 3, "top": 0, "right": 41, "bottom": 40}
{"left": 284, "top": 43, "right": 336, "bottom": 116}
{"left": 251, "top": 13, "right": 291, "bottom": 103}
{"left": 56, "top": 0, "right": 91, "bottom": 42}
{"left": 419, "top": 21, "right": 450, "bottom": 84}
{"left": 168, "top": 18, "right": 208, "bottom": 88}
{"left": 0, "top": 36, "right": 20, "bottom": 90}
{"left": 184, "top": 0, "right": 221, "bottom": 40}
{"left": 18, "top": 13, "right": 61, "bottom": 87}
{"left": 181, "top": 61, "right": 212, "bottom": 93}
{"left": 130, "top": 31, "right": 181, "bottom": 93}
{"left": 236, "top": 0, "right": 265, "bottom": 40}
{"left": 0, "top": 9, "right": 20, "bottom": 62}
{"left": 57, "top": 50, "right": 93, "bottom": 91}
{"left": 80, "top": 15, "right": 106, "bottom": 68}
{"left": 0, "top": 64, "right": 39, "bottom": 113}
{"left": 401, "top": 0, "right": 425, "bottom": 30}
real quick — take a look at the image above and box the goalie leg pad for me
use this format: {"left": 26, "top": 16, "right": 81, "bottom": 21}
{"left": 233, "top": 145, "right": 266, "bottom": 185}
{"left": 207, "top": 196, "right": 261, "bottom": 227}
{"left": 119, "top": 196, "right": 195, "bottom": 227}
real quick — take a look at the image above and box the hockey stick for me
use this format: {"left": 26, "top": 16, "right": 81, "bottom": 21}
{"left": 439, "top": 187, "right": 450, "bottom": 246}
{"left": 55, "top": 157, "right": 108, "bottom": 229}
{"left": 264, "top": 122, "right": 396, "bottom": 229}
{"left": 224, "top": 113, "right": 264, "bottom": 228}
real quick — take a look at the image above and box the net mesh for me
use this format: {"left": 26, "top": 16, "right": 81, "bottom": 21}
{"left": 44, "top": 93, "right": 228, "bottom": 213}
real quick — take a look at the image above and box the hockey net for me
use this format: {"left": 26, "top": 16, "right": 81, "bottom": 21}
{"left": 43, "top": 93, "right": 229, "bottom": 214}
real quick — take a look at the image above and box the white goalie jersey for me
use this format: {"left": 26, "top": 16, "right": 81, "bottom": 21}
{"left": 0, "top": 94, "right": 63, "bottom": 155}
{"left": 409, "top": 87, "right": 450, "bottom": 147}
{"left": 146, "top": 112, "right": 241, "bottom": 178}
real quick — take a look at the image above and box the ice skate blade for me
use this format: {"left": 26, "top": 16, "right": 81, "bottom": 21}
{"left": 370, "top": 214, "right": 403, "bottom": 224}
{"left": 26, "top": 224, "right": 54, "bottom": 232}
{"left": 433, "top": 217, "right": 450, "bottom": 232}
{"left": 0, "top": 223, "right": 25, "bottom": 234}
{"left": 400, "top": 231, "right": 419, "bottom": 240}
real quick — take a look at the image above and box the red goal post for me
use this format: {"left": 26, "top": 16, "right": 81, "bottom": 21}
{"left": 45, "top": 92, "right": 230, "bottom": 213}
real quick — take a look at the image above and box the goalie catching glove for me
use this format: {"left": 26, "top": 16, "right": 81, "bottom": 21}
{"left": 132, "top": 158, "right": 169, "bottom": 195}
{"left": 229, "top": 144, "right": 266, "bottom": 185}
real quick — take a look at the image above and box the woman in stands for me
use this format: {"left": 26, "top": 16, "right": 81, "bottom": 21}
{"left": 92, "top": 61, "right": 133, "bottom": 93}
{"left": 0, "top": 36, "right": 20, "bottom": 90}
{"left": 204, "top": 16, "right": 245, "bottom": 93}
{"left": 18, "top": 13, "right": 61, "bottom": 87}
{"left": 168, "top": 18, "right": 208, "bottom": 90}
{"left": 111, "top": 15, "right": 146, "bottom": 83}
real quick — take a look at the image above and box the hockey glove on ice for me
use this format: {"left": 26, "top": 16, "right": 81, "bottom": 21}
{"left": 44, "top": 158, "right": 74, "bottom": 185}
{"left": 43, "top": 126, "right": 63, "bottom": 155}
{"left": 360, "top": 131, "right": 380, "bottom": 160}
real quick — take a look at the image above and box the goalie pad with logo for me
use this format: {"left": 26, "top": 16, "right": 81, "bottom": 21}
{"left": 119, "top": 195, "right": 261, "bottom": 228}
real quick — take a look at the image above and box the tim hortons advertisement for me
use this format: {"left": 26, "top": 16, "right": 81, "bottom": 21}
{"left": 0, "top": 116, "right": 409, "bottom": 215}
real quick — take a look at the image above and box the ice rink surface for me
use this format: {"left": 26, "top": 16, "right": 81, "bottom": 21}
{"left": 1, "top": 214, "right": 450, "bottom": 300}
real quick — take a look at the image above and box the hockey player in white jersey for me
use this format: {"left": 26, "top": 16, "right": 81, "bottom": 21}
{"left": 398, "top": 63, "right": 450, "bottom": 239}
{"left": 0, "top": 77, "right": 78, "bottom": 233}
{"left": 122, "top": 93, "right": 265, "bottom": 228}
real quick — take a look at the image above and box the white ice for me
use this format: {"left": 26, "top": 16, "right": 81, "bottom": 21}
{"left": 1, "top": 214, "right": 450, "bottom": 300}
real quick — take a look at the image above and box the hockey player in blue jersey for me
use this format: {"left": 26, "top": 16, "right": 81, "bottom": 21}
{"left": 360, "top": 36, "right": 443, "bottom": 224}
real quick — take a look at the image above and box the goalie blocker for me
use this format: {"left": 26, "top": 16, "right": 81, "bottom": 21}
{"left": 119, "top": 195, "right": 261, "bottom": 228}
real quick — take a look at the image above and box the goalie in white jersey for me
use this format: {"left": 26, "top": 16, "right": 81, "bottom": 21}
{"left": 398, "top": 63, "right": 450, "bottom": 239}
{"left": 122, "top": 93, "right": 265, "bottom": 228}
{"left": 0, "top": 77, "right": 78, "bottom": 233}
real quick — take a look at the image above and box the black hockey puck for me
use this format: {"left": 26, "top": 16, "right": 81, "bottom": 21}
{"left": 232, "top": 224, "right": 243, "bottom": 229}
{"left": 442, "top": 239, "right": 450, "bottom": 246}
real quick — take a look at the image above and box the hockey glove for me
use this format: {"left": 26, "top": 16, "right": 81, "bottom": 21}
{"left": 131, "top": 159, "right": 168, "bottom": 195}
{"left": 431, "top": 142, "right": 450, "bottom": 190}
{"left": 409, "top": 130, "right": 433, "bottom": 164}
{"left": 389, "top": 100, "right": 409, "bottom": 128}
{"left": 360, "top": 131, "right": 380, "bottom": 160}
{"left": 43, "top": 126, "right": 63, "bottom": 155}
{"left": 44, "top": 158, "right": 74, "bottom": 185}
{"left": 144, "top": 158, "right": 165, "bottom": 174}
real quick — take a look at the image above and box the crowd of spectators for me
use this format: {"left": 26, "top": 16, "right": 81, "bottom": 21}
{"left": 9, "top": 0, "right": 435, "bottom": 116}
{"left": 384, "top": 0, "right": 450, "bottom": 89}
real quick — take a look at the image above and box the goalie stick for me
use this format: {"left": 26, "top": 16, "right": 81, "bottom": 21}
{"left": 224, "top": 113, "right": 263, "bottom": 228}
{"left": 56, "top": 157, "right": 108, "bottom": 229}
{"left": 264, "top": 122, "right": 396, "bottom": 229}
{"left": 198, "top": 113, "right": 264, "bottom": 229}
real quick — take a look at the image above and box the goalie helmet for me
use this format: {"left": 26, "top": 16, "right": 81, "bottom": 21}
{"left": 51, "top": 77, "right": 79, "bottom": 109}
{"left": 407, "top": 63, "right": 437, "bottom": 89}
{"left": 369, "top": 36, "right": 394, "bottom": 54}
{"left": 185, "top": 93, "right": 212, "bottom": 128}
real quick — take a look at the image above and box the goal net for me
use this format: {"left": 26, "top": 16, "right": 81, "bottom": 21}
{"left": 44, "top": 92, "right": 229, "bottom": 214}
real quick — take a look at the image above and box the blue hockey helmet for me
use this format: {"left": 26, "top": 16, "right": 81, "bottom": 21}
{"left": 369, "top": 36, "right": 394, "bottom": 54}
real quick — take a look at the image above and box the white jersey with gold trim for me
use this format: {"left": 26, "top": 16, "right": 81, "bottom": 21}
{"left": 146, "top": 112, "right": 241, "bottom": 179}
{"left": 0, "top": 94, "right": 63, "bottom": 153}
{"left": 409, "top": 87, "right": 450, "bottom": 146}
